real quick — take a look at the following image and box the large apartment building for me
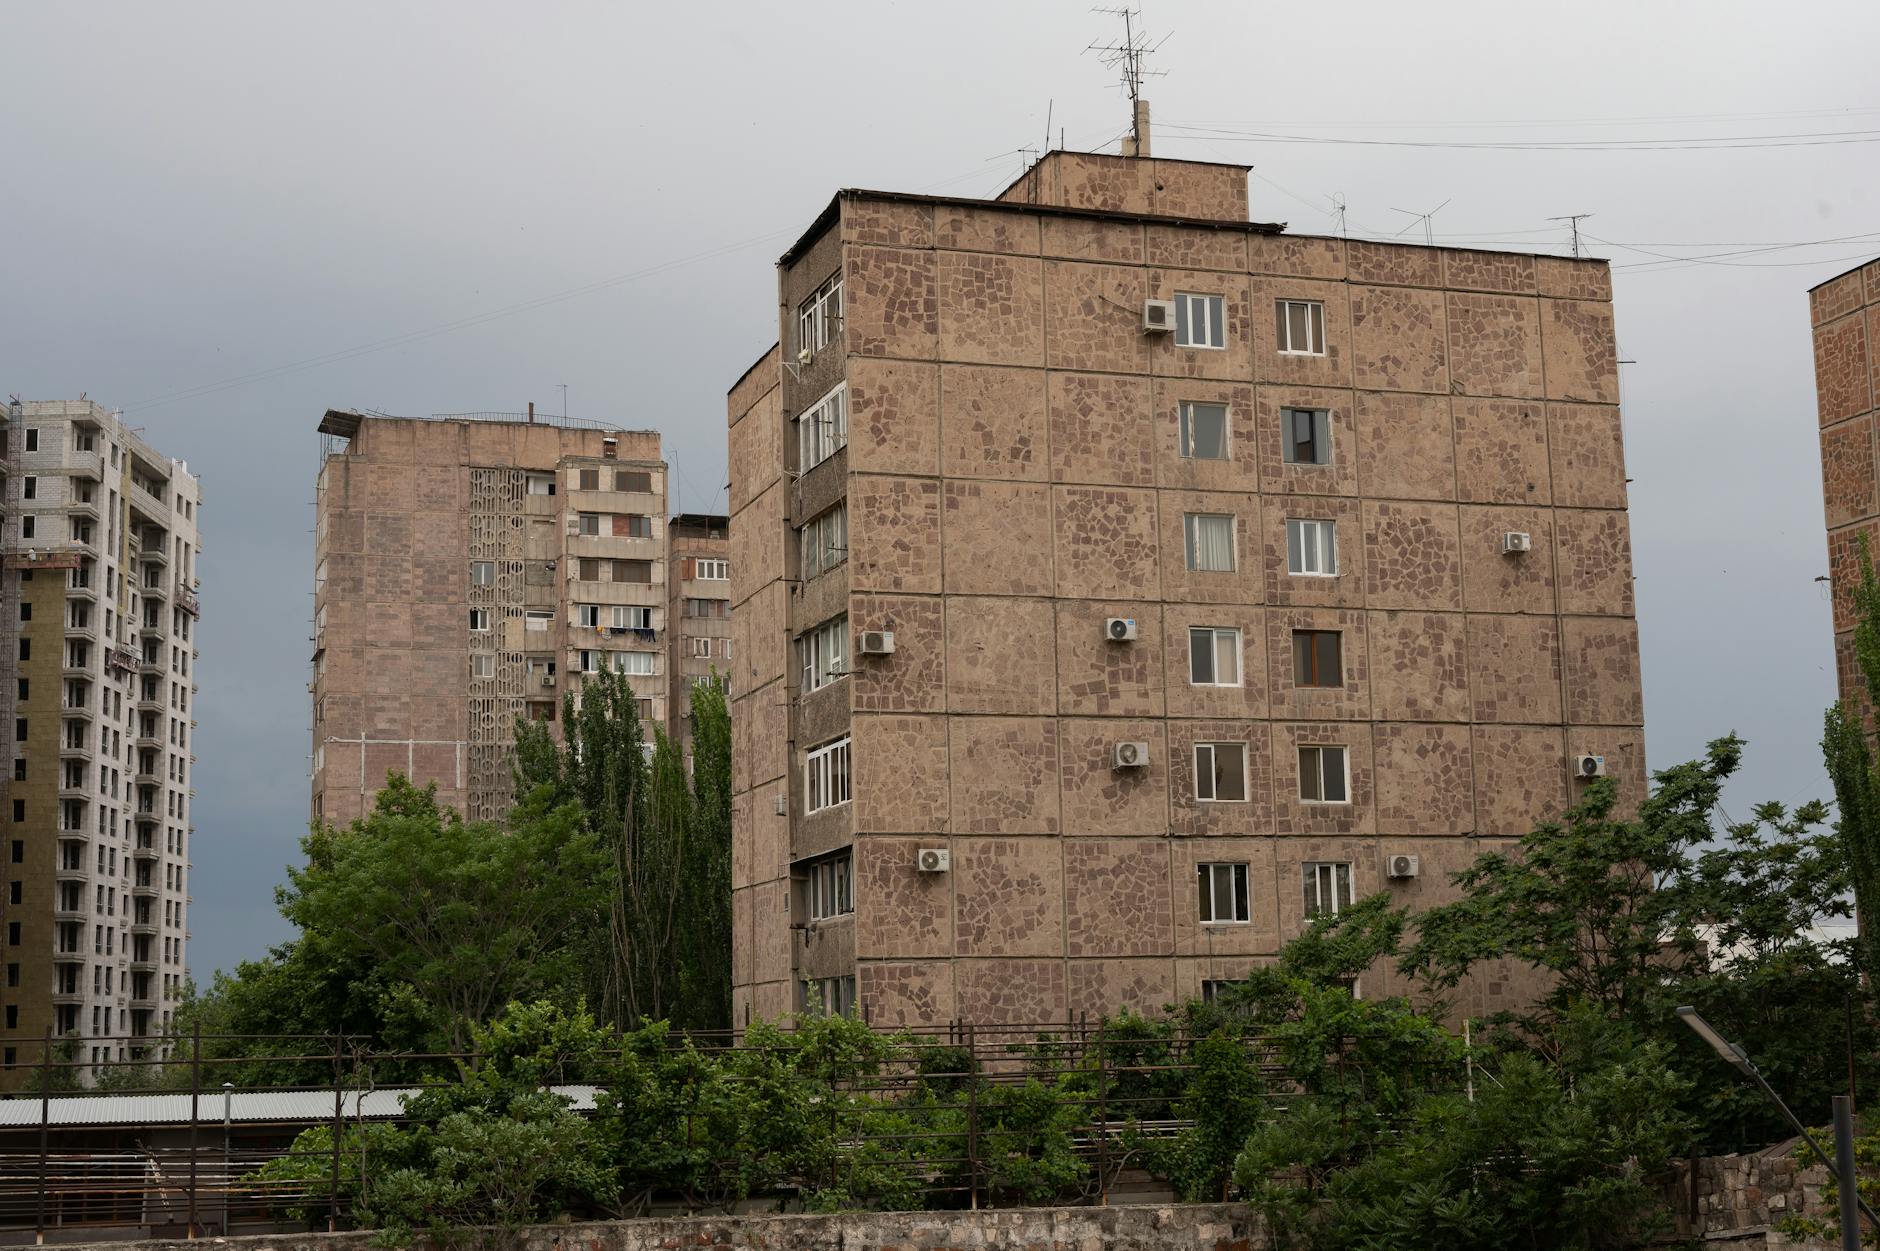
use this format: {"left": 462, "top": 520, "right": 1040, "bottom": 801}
{"left": 666, "top": 513, "right": 731, "bottom": 757}
{"left": 0, "top": 400, "right": 201, "bottom": 1080}
{"left": 1813, "top": 257, "right": 1880, "bottom": 709}
{"left": 727, "top": 145, "right": 1643, "bottom": 1029}
{"left": 311, "top": 411, "right": 665, "bottom": 825}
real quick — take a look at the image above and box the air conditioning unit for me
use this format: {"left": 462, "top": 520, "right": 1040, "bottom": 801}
{"left": 857, "top": 630, "right": 896, "bottom": 656}
{"left": 773, "top": 794, "right": 787, "bottom": 816}
{"left": 1386, "top": 854, "right": 1420, "bottom": 880}
{"left": 1575, "top": 754, "right": 1609, "bottom": 779}
{"left": 917, "top": 847, "right": 951, "bottom": 873}
{"left": 539, "top": 674, "right": 554, "bottom": 689}
{"left": 1502, "top": 531, "right": 1532, "bottom": 554}
{"left": 1105, "top": 617, "right": 1137, "bottom": 642}
{"left": 1112, "top": 741, "right": 1150, "bottom": 770}
{"left": 1142, "top": 299, "right": 1176, "bottom": 334}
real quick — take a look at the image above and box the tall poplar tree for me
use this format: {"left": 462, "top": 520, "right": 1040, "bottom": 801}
{"left": 1821, "top": 537, "right": 1880, "bottom": 982}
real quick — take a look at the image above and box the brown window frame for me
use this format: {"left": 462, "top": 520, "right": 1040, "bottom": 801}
{"left": 1291, "top": 629, "right": 1342, "bottom": 688}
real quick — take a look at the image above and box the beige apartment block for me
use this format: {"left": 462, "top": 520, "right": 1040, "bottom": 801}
{"left": 1813, "top": 257, "right": 1880, "bottom": 712}
{"left": 312, "top": 411, "right": 665, "bottom": 826}
{"left": 727, "top": 146, "right": 1644, "bottom": 1030}
{"left": 666, "top": 513, "right": 731, "bottom": 757}
{"left": 0, "top": 400, "right": 201, "bottom": 1085}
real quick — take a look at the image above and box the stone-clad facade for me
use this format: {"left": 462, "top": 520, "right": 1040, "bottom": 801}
{"left": 729, "top": 149, "right": 1644, "bottom": 1030}
{"left": 1813, "top": 257, "right": 1880, "bottom": 717}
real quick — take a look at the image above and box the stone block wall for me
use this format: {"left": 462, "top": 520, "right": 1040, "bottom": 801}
{"left": 736, "top": 164, "right": 1643, "bottom": 1028}
{"left": 1814, "top": 258, "right": 1880, "bottom": 724}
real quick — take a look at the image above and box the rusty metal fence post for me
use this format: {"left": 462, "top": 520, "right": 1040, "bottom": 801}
{"left": 187, "top": 1020, "right": 200, "bottom": 1238}
{"left": 34, "top": 1025, "right": 50, "bottom": 1245}
{"left": 329, "top": 1033, "right": 342, "bottom": 1231}
{"left": 964, "top": 1022, "right": 979, "bottom": 1210}
{"left": 1093, "top": 1021, "right": 1108, "bottom": 1205}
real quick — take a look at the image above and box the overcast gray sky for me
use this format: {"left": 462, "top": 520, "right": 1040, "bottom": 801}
{"left": 3, "top": 1, "right": 1877, "bottom": 978}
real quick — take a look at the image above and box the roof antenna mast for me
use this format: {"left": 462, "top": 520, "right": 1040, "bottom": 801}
{"left": 1087, "top": 7, "right": 1168, "bottom": 157}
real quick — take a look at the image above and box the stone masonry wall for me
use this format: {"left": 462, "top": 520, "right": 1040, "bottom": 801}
{"left": 55, "top": 1203, "right": 1263, "bottom": 1251}
{"left": 1813, "top": 257, "right": 1880, "bottom": 725}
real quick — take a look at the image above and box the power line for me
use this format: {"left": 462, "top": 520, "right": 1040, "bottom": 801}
{"left": 1592, "top": 230, "right": 1880, "bottom": 272}
{"left": 1157, "top": 122, "right": 1880, "bottom": 151}
{"left": 1165, "top": 105, "right": 1880, "bottom": 131}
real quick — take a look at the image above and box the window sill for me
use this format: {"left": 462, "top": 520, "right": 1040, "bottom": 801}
{"left": 1277, "top": 349, "right": 1328, "bottom": 358}
{"left": 1298, "top": 800, "right": 1353, "bottom": 807}
{"left": 1194, "top": 798, "right": 1251, "bottom": 805}
{"left": 1199, "top": 920, "right": 1251, "bottom": 928}
{"left": 1177, "top": 343, "right": 1228, "bottom": 352}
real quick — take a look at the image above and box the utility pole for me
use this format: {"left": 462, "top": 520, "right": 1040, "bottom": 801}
{"left": 1548, "top": 213, "right": 1593, "bottom": 259}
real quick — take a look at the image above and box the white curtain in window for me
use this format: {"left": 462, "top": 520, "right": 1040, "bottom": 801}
{"left": 1188, "top": 514, "right": 1235, "bottom": 571}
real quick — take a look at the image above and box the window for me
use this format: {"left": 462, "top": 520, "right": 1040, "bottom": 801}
{"left": 613, "top": 560, "right": 652, "bottom": 584}
{"left": 1194, "top": 742, "right": 1248, "bottom": 803}
{"left": 1285, "top": 519, "right": 1337, "bottom": 576}
{"left": 24, "top": 429, "right": 36, "bottom": 452}
{"left": 1184, "top": 513, "right": 1236, "bottom": 572}
{"left": 1303, "top": 861, "right": 1353, "bottom": 918}
{"left": 524, "top": 610, "right": 552, "bottom": 631}
{"left": 805, "top": 852, "right": 854, "bottom": 921}
{"left": 799, "top": 616, "right": 848, "bottom": 692}
{"left": 1188, "top": 627, "right": 1241, "bottom": 687}
{"left": 578, "top": 468, "right": 600, "bottom": 491}
{"left": 797, "top": 383, "right": 848, "bottom": 472}
{"left": 525, "top": 473, "right": 555, "bottom": 496}
{"left": 800, "top": 503, "right": 848, "bottom": 579}
{"left": 20, "top": 517, "right": 32, "bottom": 541}
{"left": 805, "top": 737, "right": 852, "bottom": 813}
{"left": 797, "top": 271, "right": 844, "bottom": 355}
{"left": 1179, "top": 402, "right": 1229, "bottom": 460}
{"left": 613, "top": 651, "right": 656, "bottom": 675}
{"left": 578, "top": 513, "right": 602, "bottom": 536}
{"left": 577, "top": 604, "right": 601, "bottom": 629}
{"left": 620, "top": 514, "right": 652, "bottom": 538}
{"left": 616, "top": 469, "right": 652, "bottom": 493}
{"left": 613, "top": 605, "right": 653, "bottom": 631}
{"left": 21, "top": 478, "right": 34, "bottom": 501}
{"left": 1292, "top": 630, "right": 1342, "bottom": 688}
{"left": 577, "top": 557, "right": 600, "bottom": 581}
{"left": 696, "top": 559, "right": 729, "bottom": 580}
{"left": 684, "top": 598, "right": 727, "bottom": 618}
{"left": 1282, "top": 408, "right": 1331, "bottom": 465}
{"left": 469, "top": 609, "right": 490, "bottom": 632}
{"left": 1175, "top": 292, "right": 1226, "bottom": 349}
{"left": 1298, "top": 745, "right": 1349, "bottom": 803}
{"left": 1198, "top": 862, "right": 1250, "bottom": 924}
{"left": 577, "top": 649, "right": 600, "bottom": 674}
{"left": 1277, "top": 299, "right": 1326, "bottom": 355}
{"left": 801, "top": 974, "right": 857, "bottom": 1017}
{"left": 8, "top": 802, "right": 18, "bottom": 823}
{"left": 1201, "top": 979, "right": 1247, "bottom": 1006}
{"left": 471, "top": 654, "right": 495, "bottom": 679}
{"left": 470, "top": 561, "right": 494, "bottom": 586}
{"left": 690, "top": 636, "right": 714, "bottom": 658}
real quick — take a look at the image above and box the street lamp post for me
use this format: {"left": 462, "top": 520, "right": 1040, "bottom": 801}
{"left": 1675, "top": 1006, "right": 1875, "bottom": 1250}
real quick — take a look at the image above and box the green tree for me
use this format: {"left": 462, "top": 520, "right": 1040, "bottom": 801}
{"left": 1821, "top": 535, "right": 1880, "bottom": 982}
{"left": 1400, "top": 737, "right": 1746, "bottom": 1028}
{"left": 280, "top": 775, "right": 606, "bottom": 1053}
{"left": 679, "top": 677, "right": 733, "bottom": 1031}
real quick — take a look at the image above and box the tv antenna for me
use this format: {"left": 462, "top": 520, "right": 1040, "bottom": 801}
{"left": 1087, "top": 7, "right": 1168, "bottom": 155}
{"left": 1548, "top": 213, "right": 1594, "bottom": 258}
{"left": 1329, "top": 194, "right": 1349, "bottom": 240}
{"left": 1390, "top": 198, "right": 1451, "bottom": 246}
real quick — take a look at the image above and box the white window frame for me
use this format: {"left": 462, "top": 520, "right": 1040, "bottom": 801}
{"left": 805, "top": 852, "right": 854, "bottom": 921}
{"left": 1194, "top": 741, "right": 1249, "bottom": 804}
{"left": 524, "top": 610, "right": 552, "bottom": 631}
{"left": 1175, "top": 292, "right": 1226, "bottom": 350}
{"left": 613, "top": 605, "right": 652, "bottom": 631}
{"left": 1286, "top": 518, "right": 1338, "bottom": 577}
{"left": 696, "top": 558, "right": 729, "bottom": 580}
{"left": 613, "top": 651, "right": 656, "bottom": 676}
{"left": 470, "top": 653, "right": 495, "bottom": 679}
{"left": 1281, "top": 407, "right": 1332, "bottom": 466}
{"left": 469, "top": 608, "right": 491, "bottom": 633}
{"left": 690, "top": 636, "right": 714, "bottom": 658}
{"left": 1298, "top": 744, "right": 1351, "bottom": 804}
{"left": 576, "top": 604, "right": 601, "bottom": 629}
{"left": 797, "top": 272, "right": 844, "bottom": 355}
{"left": 1277, "top": 299, "right": 1327, "bottom": 356}
{"left": 578, "top": 649, "right": 600, "bottom": 674}
{"left": 805, "top": 736, "right": 852, "bottom": 814}
{"left": 800, "top": 503, "right": 849, "bottom": 580}
{"left": 525, "top": 473, "right": 555, "bottom": 496}
{"left": 1198, "top": 862, "right": 1251, "bottom": 925}
{"left": 470, "top": 561, "right": 494, "bottom": 586}
{"left": 1188, "top": 626, "right": 1242, "bottom": 687}
{"left": 797, "top": 383, "right": 848, "bottom": 472}
{"left": 1303, "top": 861, "right": 1354, "bottom": 918}
{"left": 1178, "top": 401, "right": 1230, "bottom": 461}
{"left": 802, "top": 973, "right": 857, "bottom": 1017}
{"left": 1184, "top": 513, "right": 1237, "bottom": 573}
{"left": 799, "top": 615, "right": 848, "bottom": 692}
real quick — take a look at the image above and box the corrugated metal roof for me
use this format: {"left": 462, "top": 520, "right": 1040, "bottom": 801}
{"left": 0, "top": 1085, "right": 599, "bottom": 1129}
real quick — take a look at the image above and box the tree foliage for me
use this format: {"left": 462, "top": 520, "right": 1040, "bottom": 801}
{"left": 1822, "top": 533, "right": 1880, "bottom": 982}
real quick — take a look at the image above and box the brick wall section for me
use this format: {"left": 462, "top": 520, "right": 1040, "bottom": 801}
{"left": 1661, "top": 1144, "right": 1840, "bottom": 1247}
{"left": 736, "top": 156, "right": 1643, "bottom": 1028}
{"left": 1813, "top": 258, "right": 1880, "bottom": 725}
{"left": 60, "top": 1203, "right": 1265, "bottom": 1251}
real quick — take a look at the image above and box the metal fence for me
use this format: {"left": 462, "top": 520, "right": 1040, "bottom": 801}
{"left": 0, "top": 1018, "right": 1438, "bottom": 1242}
